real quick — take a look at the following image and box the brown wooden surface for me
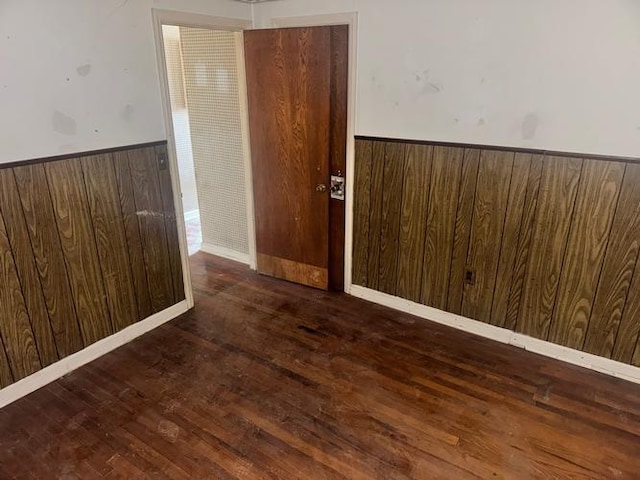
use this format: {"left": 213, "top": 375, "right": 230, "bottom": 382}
{"left": 245, "top": 27, "right": 333, "bottom": 289}
{"left": 367, "top": 141, "right": 386, "bottom": 292}
{"left": 0, "top": 169, "right": 58, "bottom": 367}
{"left": 155, "top": 145, "right": 186, "bottom": 304}
{"left": 353, "top": 138, "right": 640, "bottom": 366}
{"left": 585, "top": 163, "right": 640, "bottom": 360}
{"left": 128, "top": 147, "right": 175, "bottom": 313}
{"left": 257, "top": 253, "right": 328, "bottom": 289}
{"left": 328, "top": 25, "right": 348, "bottom": 291}
{"left": 504, "top": 155, "right": 545, "bottom": 330}
{"left": 490, "top": 153, "right": 533, "bottom": 328}
{"left": 421, "top": 146, "right": 464, "bottom": 310}
{"left": 2, "top": 252, "right": 640, "bottom": 478}
{"left": 352, "top": 139, "right": 372, "bottom": 287}
{"left": 514, "top": 156, "right": 582, "bottom": 339}
{"left": 12, "top": 163, "right": 84, "bottom": 358}
{"left": 447, "top": 148, "right": 479, "bottom": 314}
{"left": 81, "top": 154, "right": 139, "bottom": 331}
{"left": 378, "top": 142, "right": 405, "bottom": 295}
{"left": 0, "top": 209, "right": 41, "bottom": 380}
{"left": 45, "top": 159, "right": 114, "bottom": 345}
{"left": 0, "top": 142, "right": 182, "bottom": 389}
{"left": 549, "top": 159, "right": 625, "bottom": 349}
{"left": 461, "top": 150, "right": 514, "bottom": 324}
{"left": 396, "top": 144, "right": 432, "bottom": 302}
{"left": 112, "top": 151, "right": 154, "bottom": 321}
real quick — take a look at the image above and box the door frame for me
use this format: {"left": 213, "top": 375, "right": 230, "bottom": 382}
{"left": 269, "top": 13, "right": 359, "bottom": 293}
{"left": 151, "top": 9, "right": 257, "bottom": 308}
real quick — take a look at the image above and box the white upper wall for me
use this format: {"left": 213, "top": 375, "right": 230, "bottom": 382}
{"left": 253, "top": 0, "right": 640, "bottom": 158}
{"left": 0, "top": 0, "right": 250, "bottom": 164}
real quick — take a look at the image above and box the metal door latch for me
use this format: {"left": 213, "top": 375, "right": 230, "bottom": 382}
{"left": 330, "top": 171, "right": 345, "bottom": 201}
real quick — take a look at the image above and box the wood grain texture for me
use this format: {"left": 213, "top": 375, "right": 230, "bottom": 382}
{"left": 112, "top": 151, "right": 154, "bottom": 321}
{"left": 328, "top": 25, "right": 348, "bottom": 291}
{"left": 584, "top": 164, "right": 640, "bottom": 360}
{"left": 0, "top": 142, "right": 181, "bottom": 390}
{"left": 0, "top": 169, "right": 58, "bottom": 367}
{"left": 367, "top": 141, "right": 386, "bottom": 291}
{"left": 489, "top": 154, "right": 532, "bottom": 327}
{"left": 0, "top": 334, "right": 13, "bottom": 388}
{"left": 351, "top": 138, "right": 640, "bottom": 366}
{"left": 504, "top": 155, "right": 545, "bottom": 331}
{"left": 155, "top": 145, "right": 185, "bottom": 303}
{"left": 257, "top": 253, "right": 328, "bottom": 289}
{"left": 421, "top": 146, "right": 464, "bottom": 310}
{"left": 549, "top": 159, "right": 625, "bottom": 349}
{"left": 0, "top": 209, "right": 41, "bottom": 380}
{"left": 245, "top": 27, "right": 331, "bottom": 287}
{"left": 516, "top": 156, "right": 583, "bottom": 340}
{"left": 12, "top": 163, "right": 84, "bottom": 358}
{"left": 461, "top": 150, "right": 514, "bottom": 324}
{"left": 3, "top": 251, "right": 640, "bottom": 479}
{"left": 127, "top": 148, "right": 175, "bottom": 313}
{"left": 377, "top": 142, "right": 405, "bottom": 295}
{"left": 447, "top": 149, "right": 480, "bottom": 314}
{"left": 45, "top": 159, "right": 114, "bottom": 346}
{"left": 81, "top": 154, "right": 139, "bottom": 331}
{"left": 396, "top": 144, "right": 432, "bottom": 302}
{"left": 352, "top": 139, "right": 373, "bottom": 287}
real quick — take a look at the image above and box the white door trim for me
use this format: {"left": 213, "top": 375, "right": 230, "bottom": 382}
{"left": 151, "top": 9, "right": 256, "bottom": 307}
{"left": 266, "top": 12, "right": 359, "bottom": 293}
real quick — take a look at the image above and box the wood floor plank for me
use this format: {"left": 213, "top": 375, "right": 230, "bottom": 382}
{"left": 396, "top": 144, "right": 432, "bottom": 302}
{"left": 112, "top": 151, "right": 154, "bottom": 321}
{"left": 366, "top": 141, "right": 385, "bottom": 291}
{"left": 127, "top": 147, "right": 174, "bottom": 313}
{"left": 352, "top": 139, "right": 373, "bottom": 287}
{"left": 0, "top": 169, "right": 58, "bottom": 367}
{"left": 12, "top": 163, "right": 83, "bottom": 357}
{"left": 585, "top": 163, "right": 640, "bottom": 360}
{"left": 504, "top": 154, "right": 544, "bottom": 331}
{"left": 490, "top": 153, "right": 533, "bottom": 327}
{"left": 81, "top": 154, "right": 139, "bottom": 331}
{"left": 516, "top": 156, "right": 583, "bottom": 340}
{"left": 44, "top": 158, "right": 113, "bottom": 345}
{"left": 461, "top": 150, "right": 514, "bottom": 324}
{"left": 446, "top": 148, "right": 480, "bottom": 314}
{"left": 549, "top": 159, "right": 625, "bottom": 349}
{"left": 0, "top": 208, "right": 41, "bottom": 380}
{"left": 420, "top": 146, "right": 464, "bottom": 310}
{"left": 377, "top": 142, "right": 405, "bottom": 295}
{"left": 155, "top": 145, "right": 185, "bottom": 304}
{"left": 2, "top": 251, "right": 640, "bottom": 479}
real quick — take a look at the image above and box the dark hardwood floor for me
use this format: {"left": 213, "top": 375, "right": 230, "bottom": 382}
{"left": 1, "top": 252, "right": 640, "bottom": 479}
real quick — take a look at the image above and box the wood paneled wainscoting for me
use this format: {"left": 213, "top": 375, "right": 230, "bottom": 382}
{"left": 353, "top": 137, "right": 640, "bottom": 367}
{"left": 0, "top": 142, "right": 184, "bottom": 389}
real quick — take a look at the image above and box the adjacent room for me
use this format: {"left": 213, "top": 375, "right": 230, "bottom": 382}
{"left": 1, "top": 0, "right": 639, "bottom": 478}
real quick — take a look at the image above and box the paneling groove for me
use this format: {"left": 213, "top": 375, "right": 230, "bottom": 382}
{"left": 353, "top": 138, "right": 640, "bottom": 366}
{"left": 0, "top": 142, "right": 183, "bottom": 389}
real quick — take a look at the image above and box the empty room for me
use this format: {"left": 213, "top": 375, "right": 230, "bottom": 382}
{"left": 1, "top": 0, "right": 640, "bottom": 478}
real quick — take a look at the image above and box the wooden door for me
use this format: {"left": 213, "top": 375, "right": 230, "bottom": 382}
{"left": 244, "top": 26, "right": 347, "bottom": 290}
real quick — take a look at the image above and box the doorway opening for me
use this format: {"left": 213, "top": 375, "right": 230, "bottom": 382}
{"left": 160, "top": 24, "right": 254, "bottom": 264}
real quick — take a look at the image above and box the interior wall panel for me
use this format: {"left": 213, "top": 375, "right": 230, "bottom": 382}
{"left": 353, "top": 137, "right": 640, "bottom": 366}
{"left": 0, "top": 141, "right": 183, "bottom": 390}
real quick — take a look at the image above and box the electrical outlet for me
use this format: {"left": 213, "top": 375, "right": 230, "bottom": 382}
{"left": 157, "top": 152, "right": 168, "bottom": 171}
{"left": 464, "top": 269, "right": 475, "bottom": 286}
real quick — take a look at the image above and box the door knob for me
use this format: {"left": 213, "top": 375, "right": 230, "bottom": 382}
{"left": 316, "top": 184, "right": 327, "bottom": 192}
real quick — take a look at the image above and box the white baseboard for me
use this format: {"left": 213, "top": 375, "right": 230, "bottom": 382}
{"left": 200, "top": 243, "right": 249, "bottom": 265}
{"left": 184, "top": 209, "right": 200, "bottom": 222}
{"left": 0, "top": 300, "right": 190, "bottom": 409}
{"left": 349, "top": 285, "right": 640, "bottom": 385}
